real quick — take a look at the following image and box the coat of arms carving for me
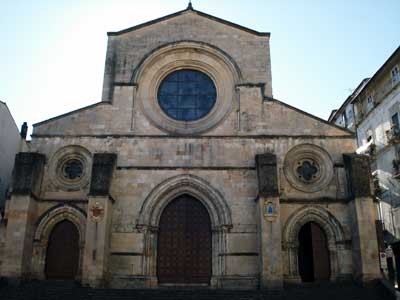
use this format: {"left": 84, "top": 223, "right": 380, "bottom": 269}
{"left": 90, "top": 202, "right": 104, "bottom": 222}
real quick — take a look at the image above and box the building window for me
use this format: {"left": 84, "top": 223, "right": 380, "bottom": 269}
{"left": 366, "top": 129, "right": 373, "bottom": 143}
{"left": 283, "top": 144, "right": 334, "bottom": 193}
{"left": 158, "top": 69, "right": 217, "bottom": 121}
{"left": 366, "top": 94, "right": 374, "bottom": 112}
{"left": 392, "top": 113, "right": 400, "bottom": 130}
{"left": 339, "top": 114, "right": 345, "bottom": 126}
{"left": 50, "top": 145, "right": 91, "bottom": 191}
{"left": 387, "top": 113, "right": 400, "bottom": 144}
{"left": 344, "top": 107, "right": 354, "bottom": 128}
{"left": 392, "top": 66, "right": 400, "bottom": 85}
{"left": 346, "top": 107, "right": 353, "bottom": 121}
{"left": 296, "top": 159, "right": 319, "bottom": 182}
{"left": 62, "top": 159, "right": 83, "bottom": 180}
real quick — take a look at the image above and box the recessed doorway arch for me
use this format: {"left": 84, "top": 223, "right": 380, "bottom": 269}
{"left": 31, "top": 204, "right": 86, "bottom": 280}
{"left": 298, "top": 222, "right": 331, "bottom": 282}
{"left": 282, "top": 205, "right": 348, "bottom": 282}
{"left": 137, "top": 174, "right": 233, "bottom": 287}
{"left": 45, "top": 220, "right": 80, "bottom": 279}
{"left": 157, "top": 194, "right": 212, "bottom": 284}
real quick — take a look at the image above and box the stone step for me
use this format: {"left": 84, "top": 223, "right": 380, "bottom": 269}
{"left": 0, "top": 281, "right": 388, "bottom": 300}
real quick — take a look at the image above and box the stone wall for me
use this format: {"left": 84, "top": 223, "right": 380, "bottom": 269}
{"left": 20, "top": 133, "right": 357, "bottom": 287}
{"left": 102, "top": 10, "right": 272, "bottom": 101}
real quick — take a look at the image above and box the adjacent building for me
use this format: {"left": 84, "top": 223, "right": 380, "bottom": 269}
{"left": 0, "top": 100, "right": 24, "bottom": 278}
{"left": 0, "top": 5, "right": 381, "bottom": 289}
{"left": 329, "top": 46, "right": 400, "bottom": 279}
{"left": 0, "top": 101, "right": 22, "bottom": 210}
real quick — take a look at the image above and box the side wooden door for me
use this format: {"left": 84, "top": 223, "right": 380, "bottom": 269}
{"left": 45, "top": 220, "right": 80, "bottom": 280}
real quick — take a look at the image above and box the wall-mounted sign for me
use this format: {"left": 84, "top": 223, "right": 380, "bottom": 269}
{"left": 386, "top": 247, "right": 393, "bottom": 258}
{"left": 379, "top": 252, "right": 387, "bottom": 269}
{"left": 263, "top": 200, "right": 278, "bottom": 222}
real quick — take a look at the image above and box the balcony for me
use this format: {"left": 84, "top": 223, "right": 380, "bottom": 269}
{"left": 386, "top": 126, "right": 400, "bottom": 144}
{"left": 372, "top": 172, "right": 381, "bottom": 195}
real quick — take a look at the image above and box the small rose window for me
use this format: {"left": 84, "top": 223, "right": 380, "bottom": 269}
{"left": 296, "top": 160, "right": 319, "bottom": 182}
{"left": 62, "top": 159, "right": 83, "bottom": 180}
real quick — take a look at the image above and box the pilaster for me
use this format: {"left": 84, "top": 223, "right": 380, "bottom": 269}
{"left": 1, "top": 152, "right": 45, "bottom": 279}
{"left": 343, "top": 153, "right": 381, "bottom": 283}
{"left": 82, "top": 153, "right": 117, "bottom": 287}
{"left": 255, "top": 153, "right": 283, "bottom": 289}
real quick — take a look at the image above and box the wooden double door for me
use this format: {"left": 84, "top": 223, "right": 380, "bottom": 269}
{"left": 45, "top": 220, "right": 80, "bottom": 280}
{"left": 157, "top": 195, "right": 212, "bottom": 284}
{"left": 298, "top": 222, "right": 331, "bottom": 282}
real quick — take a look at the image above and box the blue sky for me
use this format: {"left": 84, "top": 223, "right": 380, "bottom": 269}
{"left": 1, "top": 0, "right": 399, "bottom": 135}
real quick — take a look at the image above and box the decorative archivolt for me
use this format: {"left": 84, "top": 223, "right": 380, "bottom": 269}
{"left": 48, "top": 145, "right": 92, "bottom": 191}
{"left": 137, "top": 174, "right": 232, "bottom": 229}
{"left": 283, "top": 143, "right": 334, "bottom": 193}
{"left": 131, "top": 40, "right": 243, "bottom": 84}
{"left": 34, "top": 204, "right": 87, "bottom": 243}
{"left": 132, "top": 41, "right": 242, "bottom": 134}
{"left": 282, "top": 205, "right": 346, "bottom": 247}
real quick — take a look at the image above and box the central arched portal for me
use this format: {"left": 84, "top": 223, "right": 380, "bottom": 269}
{"left": 157, "top": 194, "right": 212, "bottom": 284}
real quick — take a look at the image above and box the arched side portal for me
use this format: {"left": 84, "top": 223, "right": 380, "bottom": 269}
{"left": 282, "top": 206, "right": 347, "bottom": 282}
{"left": 298, "top": 222, "right": 331, "bottom": 282}
{"left": 137, "top": 174, "right": 233, "bottom": 287}
{"left": 45, "top": 220, "right": 80, "bottom": 279}
{"left": 31, "top": 204, "right": 86, "bottom": 280}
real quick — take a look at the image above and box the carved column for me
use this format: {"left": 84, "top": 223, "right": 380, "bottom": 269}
{"left": 210, "top": 225, "right": 229, "bottom": 288}
{"left": 281, "top": 241, "right": 301, "bottom": 283}
{"left": 2, "top": 153, "right": 45, "bottom": 280}
{"left": 140, "top": 225, "right": 158, "bottom": 288}
{"left": 255, "top": 153, "right": 283, "bottom": 289}
{"left": 343, "top": 154, "right": 381, "bottom": 283}
{"left": 82, "top": 153, "right": 117, "bottom": 287}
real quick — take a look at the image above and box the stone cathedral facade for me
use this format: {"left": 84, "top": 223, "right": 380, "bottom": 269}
{"left": 0, "top": 5, "right": 381, "bottom": 289}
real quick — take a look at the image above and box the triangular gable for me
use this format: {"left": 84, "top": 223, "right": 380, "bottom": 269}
{"left": 265, "top": 99, "right": 354, "bottom": 137}
{"left": 107, "top": 6, "right": 269, "bottom": 37}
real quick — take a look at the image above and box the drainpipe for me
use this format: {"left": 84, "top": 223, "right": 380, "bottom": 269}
{"left": 390, "top": 189, "right": 397, "bottom": 237}
{"left": 376, "top": 195, "right": 384, "bottom": 229}
{"left": 387, "top": 179, "right": 398, "bottom": 238}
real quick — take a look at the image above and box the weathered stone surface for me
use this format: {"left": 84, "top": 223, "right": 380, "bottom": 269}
{"left": 12, "top": 152, "right": 45, "bottom": 196}
{"left": 256, "top": 153, "right": 278, "bottom": 197}
{"left": 343, "top": 154, "right": 372, "bottom": 198}
{"left": 83, "top": 195, "right": 113, "bottom": 287}
{"left": 349, "top": 197, "right": 380, "bottom": 282}
{"left": 89, "top": 153, "right": 117, "bottom": 196}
